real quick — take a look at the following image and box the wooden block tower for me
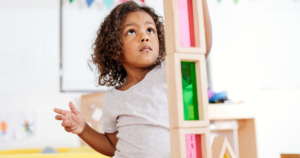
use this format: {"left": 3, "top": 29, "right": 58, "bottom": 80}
{"left": 163, "top": 0, "right": 212, "bottom": 157}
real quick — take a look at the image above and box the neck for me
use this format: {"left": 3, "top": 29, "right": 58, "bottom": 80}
{"left": 124, "top": 64, "right": 155, "bottom": 84}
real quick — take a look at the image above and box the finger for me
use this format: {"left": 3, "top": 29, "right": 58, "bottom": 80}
{"left": 69, "top": 102, "right": 80, "bottom": 115}
{"left": 61, "top": 120, "right": 72, "bottom": 127}
{"left": 65, "top": 126, "right": 77, "bottom": 132}
{"left": 54, "top": 108, "right": 67, "bottom": 115}
{"left": 55, "top": 115, "right": 63, "bottom": 120}
{"left": 55, "top": 115, "right": 65, "bottom": 120}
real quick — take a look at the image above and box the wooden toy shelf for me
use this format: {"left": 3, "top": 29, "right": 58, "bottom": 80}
{"left": 208, "top": 103, "right": 255, "bottom": 120}
{"left": 208, "top": 103, "right": 258, "bottom": 158}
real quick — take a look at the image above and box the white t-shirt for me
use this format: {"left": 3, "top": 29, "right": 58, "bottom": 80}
{"left": 102, "top": 61, "right": 170, "bottom": 158}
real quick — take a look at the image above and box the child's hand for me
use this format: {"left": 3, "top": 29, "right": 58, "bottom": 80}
{"left": 54, "top": 102, "right": 86, "bottom": 135}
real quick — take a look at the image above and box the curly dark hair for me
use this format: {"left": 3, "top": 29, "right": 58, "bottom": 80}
{"left": 91, "top": 1, "right": 165, "bottom": 87}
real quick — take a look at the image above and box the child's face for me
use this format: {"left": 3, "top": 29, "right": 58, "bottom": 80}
{"left": 121, "top": 11, "right": 159, "bottom": 69}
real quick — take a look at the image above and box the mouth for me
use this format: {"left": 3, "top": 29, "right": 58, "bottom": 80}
{"left": 140, "top": 49, "right": 152, "bottom": 52}
{"left": 140, "top": 45, "right": 152, "bottom": 52}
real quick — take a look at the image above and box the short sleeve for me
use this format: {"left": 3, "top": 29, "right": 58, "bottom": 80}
{"left": 102, "top": 95, "right": 118, "bottom": 133}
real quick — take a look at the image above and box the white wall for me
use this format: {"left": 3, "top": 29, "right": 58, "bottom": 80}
{"left": 207, "top": 0, "right": 300, "bottom": 101}
{"left": 0, "top": 0, "right": 82, "bottom": 150}
{"left": 255, "top": 89, "right": 300, "bottom": 158}
{"left": 207, "top": 0, "right": 300, "bottom": 157}
{"left": 0, "top": 2, "right": 59, "bottom": 94}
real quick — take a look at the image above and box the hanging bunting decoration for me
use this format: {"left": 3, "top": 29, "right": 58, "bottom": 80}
{"left": 120, "top": 0, "right": 144, "bottom": 3}
{"left": 218, "top": 0, "right": 221, "bottom": 2}
{"left": 234, "top": 0, "right": 238, "bottom": 4}
{"left": 104, "top": 0, "right": 114, "bottom": 8}
{"left": 86, "top": 0, "right": 95, "bottom": 7}
{"left": 70, "top": 0, "right": 74, "bottom": 3}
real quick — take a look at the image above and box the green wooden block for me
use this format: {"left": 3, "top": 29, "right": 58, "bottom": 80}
{"left": 181, "top": 61, "right": 199, "bottom": 121}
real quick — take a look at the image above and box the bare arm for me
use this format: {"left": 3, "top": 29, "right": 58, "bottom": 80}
{"left": 202, "top": 0, "right": 212, "bottom": 59}
{"left": 54, "top": 102, "right": 118, "bottom": 157}
{"left": 78, "top": 123, "right": 118, "bottom": 157}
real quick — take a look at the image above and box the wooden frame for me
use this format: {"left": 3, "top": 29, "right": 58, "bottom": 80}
{"left": 163, "top": 0, "right": 206, "bottom": 54}
{"left": 212, "top": 136, "right": 236, "bottom": 158}
{"left": 236, "top": 119, "right": 257, "bottom": 158}
{"left": 208, "top": 103, "right": 258, "bottom": 158}
{"left": 281, "top": 154, "right": 300, "bottom": 158}
{"left": 166, "top": 53, "right": 209, "bottom": 128}
{"left": 170, "top": 128, "right": 212, "bottom": 158}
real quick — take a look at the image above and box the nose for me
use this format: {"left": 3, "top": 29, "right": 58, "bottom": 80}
{"left": 140, "top": 32, "right": 149, "bottom": 42}
{"left": 141, "top": 38, "right": 149, "bottom": 42}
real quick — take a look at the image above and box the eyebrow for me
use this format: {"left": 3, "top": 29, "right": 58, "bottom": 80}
{"left": 123, "top": 21, "right": 155, "bottom": 28}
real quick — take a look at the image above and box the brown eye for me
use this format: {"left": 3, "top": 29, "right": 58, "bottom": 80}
{"left": 147, "top": 28, "right": 154, "bottom": 34}
{"left": 127, "top": 29, "right": 135, "bottom": 35}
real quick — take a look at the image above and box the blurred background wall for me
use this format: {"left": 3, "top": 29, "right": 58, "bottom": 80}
{"left": 0, "top": 0, "right": 299, "bottom": 157}
{"left": 206, "top": 1, "right": 300, "bottom": 157}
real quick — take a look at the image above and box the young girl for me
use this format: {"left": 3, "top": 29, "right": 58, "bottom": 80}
{"left": 54, "top": 1, "right": 212, "bottom": 158}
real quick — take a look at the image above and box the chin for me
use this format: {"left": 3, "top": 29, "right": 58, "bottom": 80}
{"left": 138, "top": 59, "right": 157, "bottom": 67}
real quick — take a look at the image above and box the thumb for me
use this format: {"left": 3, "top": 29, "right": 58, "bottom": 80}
{"left": 69, "top": 102, "right": 80, "bottom": 115}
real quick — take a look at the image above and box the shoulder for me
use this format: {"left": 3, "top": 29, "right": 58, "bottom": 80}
{"left": 152, "top": 60, "right": 166, "bottom": 80}
{"left": 103, "top": 88, "right": 118, "bottom": 108}
{"left": 102, "top": 88, "right": 122, "bottom": 117}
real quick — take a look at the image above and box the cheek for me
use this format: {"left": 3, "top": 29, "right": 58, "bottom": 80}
{"left": 121, "top": 44, "right": 134, "bottom": 61}
{"left": 154, "top": 40, "right": 160, "bottom": 56}
{"left": 122, "top": 40, "right": 130, "bottom": 53}
{"left": 123, "top": 38, "right": 135, "bottom": 52}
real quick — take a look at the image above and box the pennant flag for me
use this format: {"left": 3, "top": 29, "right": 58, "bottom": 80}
{"left": 141, "top": 0, "right": 145, "bottom": 2}
{"left": 234, "top": 0, "right": 238, "bottom": 4}
{"left": 104, "top": 0, "right": 113, "bottom": 8}
{"left": 86, "top": 0, "right": 95, "bottom": 7}
{"left": 218, "top": 0, "right": 221, "bottom": 2}
{"left": 70, "top": 0, "right": 73, "bottom": 2}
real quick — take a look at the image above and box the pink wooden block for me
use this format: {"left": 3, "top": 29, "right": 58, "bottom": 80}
{"left": 186, "top": 134, "right": 202, "bottom": 158}
{"left": 185, "top": 134, "right": 197, "bottom": 158}
{"left": 177, "top": 0, "right": 191, "bottom": 47}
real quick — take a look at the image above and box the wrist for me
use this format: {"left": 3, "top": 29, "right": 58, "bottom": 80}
{"left": 78, "top": 122, "right": 88, "bottom": 136}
